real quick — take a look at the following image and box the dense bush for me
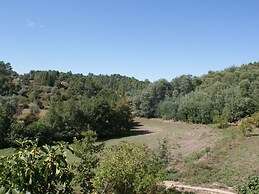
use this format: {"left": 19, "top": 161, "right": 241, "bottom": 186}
{"left": 240, "top": 112, "right": 259, "bottom": 136}
{"left": 237, "top": 175, "right": 259, "bottom": 194}
{"left": 93, "top": 141, "right": 170, "bottom": 194}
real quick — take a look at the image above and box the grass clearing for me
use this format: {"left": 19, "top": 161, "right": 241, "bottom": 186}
{"left": 177, "top": 126, "right": 259, "bottom": 188}
{"left": 105, "top": 118, "right": 220, "bottom": 157}
{"left": 104, "top": 118, "right": 258, "bottom": 189}
{"left": 1, "top": 117, "right": 257, "bottom": 190}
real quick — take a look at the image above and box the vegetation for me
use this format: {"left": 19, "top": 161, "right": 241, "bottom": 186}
{"left": 240, "top": 112, "right": 259, "bottom": 136}
{"left": 72, "top": 131, "right": 104, "bottom": 193}
{"left": 0, "top": 60, "right": 258, "bottom": 193}
{"left": 133, "top": 63, "right": 259, "bottom": 124}
{"left": 0, "top": 61, "right": 138, "bottom": 148}
{"left": 0, "top": 140, "right": 74, "bottom": 193}
{"left": 105, "top": 118, "right": 258, "bottom": 192}
{"left": 0, "top": 137, "right": 177, "bottom": 194}
{"left": 93, "top": 141, "right": 168, "bottom": 194}
{"left": 238, "top": 175, "right": 259, "bottom": 194}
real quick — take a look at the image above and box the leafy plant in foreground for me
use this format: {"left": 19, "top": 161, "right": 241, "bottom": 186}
{"left": 0, "top": 140, "right": 74, "bottom": 194}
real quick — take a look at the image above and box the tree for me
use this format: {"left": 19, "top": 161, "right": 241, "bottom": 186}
{"left": 156, "top": 98, "right": 179, "bottom": 120}
{"left": 44, "top": 100, "right": 84, "bottom": 142}
{"left": 177, "top": 91, "right": 213, "bottom": 124}
{"left": 0, "top": 61, "right": 16, "bottom": 96}
{"left": 0, "top": 104, "right": 16, "bottom": 148}
{"left": 0, "top": 140, "right": 74, "bottom": 193}
{"left": 222, "top": 87, "right": 254, "bottom": 122}
{"left": 171, "top": 75, "right": 195, "bottom": 97}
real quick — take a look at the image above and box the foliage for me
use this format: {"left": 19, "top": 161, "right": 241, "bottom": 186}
{"left": 6, "top": 120, "right": 54, "bottom": 147}
{"left": 45, "top": 99, "right": 85, "bottom": 142}
{"left": 0, "top": 61, "right": 17, "bottom": 96}
{"left": 0, "top": 140, "right": 74, "bottom": 193}
{"left": 73, "top": 131, "right": 104, "bottom": 193}
{"left": 133, "top": 62, "right": 259, "bottom": 124}
{"left": 237, "top": 175, "right": 259, "bottom": 194}
{"left": 93, "top": 141, "right": 169, "bottom": 194}
{"left": 156, "top": 98, "right": 179, "bottom": 120}
{"left": 240, "top": 112, "right": 259, "bottom": 136}
{"left": 177, "top": 91, "right": 213, "bottom": 124}
{"left": 1, "top": 60, "right": 259, "bottom": 147}
{"left": 44, "top": 96, "right": 133, "bottom": 140}
{"left": 0, "top": 100, "right": 17, "bottom": 148}
{"left": 133, "top": 79, "right": 171, "bottom": 118}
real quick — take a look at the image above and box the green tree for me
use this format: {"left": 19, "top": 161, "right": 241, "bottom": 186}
{"left": 0, "top": 61, "right": 16, "bottom": 95}
{"left": 45, "top": 101, "right": 84, "bottom": 142}
{"left": 171, "top": 75, "right": 196, "bottom": 98}
{"left": 222, "top": 87, "right": 254, "bottom": 122}
{"left": 177, "top": 91, "right": 213, "bottom": 124}
{"left": 0, "top": 104, "right": 16, "bottom": 148}
{"left": 156, "top": 98, "right": 179, "bottom": 120}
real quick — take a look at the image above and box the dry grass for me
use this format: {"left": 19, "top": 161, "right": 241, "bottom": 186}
{"left": 105, "top": 118, "right": 221, "bottom": 157}
{"left": 105, "top": 118, "right": 259, "bottom": 188}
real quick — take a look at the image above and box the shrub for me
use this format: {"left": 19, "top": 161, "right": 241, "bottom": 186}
{"left": 73, "top": 131, "right": 104, "bottom": 193}
{"left": 93, "top": 141, "right": 169, "bottom": 194}
{"left": 237, "top": 175, "right": 259, "bottom": 194}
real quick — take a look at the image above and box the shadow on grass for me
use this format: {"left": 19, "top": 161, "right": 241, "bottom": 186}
{"left": 250, "top": 133, "right": 259, "bottom": 136}
{"left": 98, "top": 121, "right": 153, "bottom": 142}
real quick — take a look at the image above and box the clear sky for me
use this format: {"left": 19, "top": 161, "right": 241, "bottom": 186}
{"left": 1, "top": 0, "right": 259, "bottom": 81}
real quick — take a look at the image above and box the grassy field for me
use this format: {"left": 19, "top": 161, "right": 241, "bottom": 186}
{"left": 105, "top": 118, "right": 259, "bottom": 189}
{"left": 1, "top": 117, "right": 258, "bottom": 190}
{"left": 105, "top": 118, "right": 220, "bottom": 155}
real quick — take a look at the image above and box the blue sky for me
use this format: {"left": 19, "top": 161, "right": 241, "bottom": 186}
{"left": 1, "top": 0, "right": 259, "bottom": 81}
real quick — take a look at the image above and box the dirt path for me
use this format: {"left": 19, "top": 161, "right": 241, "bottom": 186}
{"left": 164, "top": 181, "right": 237, "bottom": 194}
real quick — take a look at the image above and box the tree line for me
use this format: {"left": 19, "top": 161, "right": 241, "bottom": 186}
{"left": 132, "top": 62, "right": 259, "bottom": 125}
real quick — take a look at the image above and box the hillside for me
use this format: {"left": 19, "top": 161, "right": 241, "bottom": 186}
{"left": 1, "top": 60, "right": 149, "bottom": 148}
{"left": 0, "top": 60, "right": 259, "bottom": 193}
